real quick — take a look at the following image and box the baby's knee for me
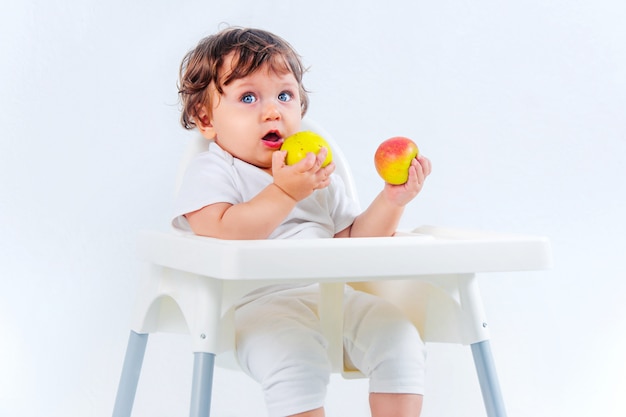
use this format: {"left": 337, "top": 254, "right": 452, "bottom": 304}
{"left": 262, "top": 351, "right": 330, "bottom": 416}
{"left": 239, "top": 331, "right": 331, "bottom": 417}
{"left": 368, "top": 321, "right": 426, "bottom": 394}
{"left": 344, "top": 305, "right": 426, "bottom": 394}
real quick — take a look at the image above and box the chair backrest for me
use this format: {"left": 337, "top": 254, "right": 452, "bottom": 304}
{"left": 175, "top": 118, "right": 360, "bottom": 207}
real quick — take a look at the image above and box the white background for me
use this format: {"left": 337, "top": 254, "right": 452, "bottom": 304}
{"left": 2, "top": 1, "right": 625, "bottom": 416}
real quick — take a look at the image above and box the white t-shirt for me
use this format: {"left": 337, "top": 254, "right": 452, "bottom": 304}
{"left": 172, "top": 141, "right": 360, "bottom": 239}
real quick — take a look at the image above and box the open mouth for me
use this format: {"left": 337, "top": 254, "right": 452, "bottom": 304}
{"left": 261, "top": 131, "right": 283, "bottom": 149}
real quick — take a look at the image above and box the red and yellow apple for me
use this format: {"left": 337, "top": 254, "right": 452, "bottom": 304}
{"left": 374, "top": 137, "right": 419, "bottom": 185}
{"left": 280, "top": 131, "right": 333, "bottom": 167}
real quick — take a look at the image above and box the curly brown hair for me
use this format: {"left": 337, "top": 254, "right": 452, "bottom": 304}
{"left": 178, "top": 27, "right": 309, "bottom": 130}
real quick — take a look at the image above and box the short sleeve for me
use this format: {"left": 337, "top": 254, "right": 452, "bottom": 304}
{"left": 171, "top": 144, "right": 243, "bottom": 232}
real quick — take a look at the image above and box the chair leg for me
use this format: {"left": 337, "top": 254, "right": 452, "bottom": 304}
{"left": 471, "top": 340, "right": 508, "bottom": 417}
{"left": 189, "top": 352, "right": 216, "bottom": 417}
{"left": 112, "top": 331, "right": 149, "bottom": 417}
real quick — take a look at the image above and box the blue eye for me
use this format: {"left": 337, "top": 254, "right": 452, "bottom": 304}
{"left": 241, "top": 93, "right": 256, "bottom": 104}
{"left": 278, "top": 91, "right": 292, "bottom": 102}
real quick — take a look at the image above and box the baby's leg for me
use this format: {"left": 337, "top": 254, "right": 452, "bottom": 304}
{"left": 369, "top": 393, "right": 423, "bottom": 417}
{"left": 289, "top": 408, "right": 325, "bottom": 417}
{"left": 344, "top": 290, "right": 426, "bottom": 417}
{"left": 235, "top": 286, "right": 331, "bottom": 417}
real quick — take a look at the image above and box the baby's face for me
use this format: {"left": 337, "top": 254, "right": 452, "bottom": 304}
{"left": 205, "top": 54, "right": 302, "bottom": 172}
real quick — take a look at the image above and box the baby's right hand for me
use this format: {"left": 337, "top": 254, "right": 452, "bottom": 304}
{"left": 272, "top": 147, "right": 335, "bottom": 201}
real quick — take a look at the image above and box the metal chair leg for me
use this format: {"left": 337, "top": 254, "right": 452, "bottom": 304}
{"left": 189, "top": 352, "right": 216, "bottom": 417}
{"left": 471, "top": 340, "right": 507, "bottom": 417}
{"left": 112, "top": 331, "right": 149, "bottom": 417}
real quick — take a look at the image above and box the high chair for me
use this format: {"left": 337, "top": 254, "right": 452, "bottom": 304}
{"left": 112, "top": 119, "right": 552, "bottom": 417}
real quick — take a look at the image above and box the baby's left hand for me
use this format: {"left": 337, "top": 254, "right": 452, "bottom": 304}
{"left": 383, "top": 155, "right": 432, "bottom": 206}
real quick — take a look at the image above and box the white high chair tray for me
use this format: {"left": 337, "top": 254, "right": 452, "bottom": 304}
{"left": 137, "top": 225, "right": 552, "bottom": 281}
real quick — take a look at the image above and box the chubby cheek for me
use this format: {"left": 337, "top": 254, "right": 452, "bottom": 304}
{"left": 289, "top": 116, "right": 303, "bottom": 133}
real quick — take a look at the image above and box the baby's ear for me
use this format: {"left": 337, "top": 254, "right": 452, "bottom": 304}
{"left": 195, "top": 105, "right": 216, "bottom": 139}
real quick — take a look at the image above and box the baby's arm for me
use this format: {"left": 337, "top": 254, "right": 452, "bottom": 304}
{"left": 186, "top": 148, "right": 334, "bottom": 239}
{"left": 336, "top": 155, "right": 432, "bottom": 238}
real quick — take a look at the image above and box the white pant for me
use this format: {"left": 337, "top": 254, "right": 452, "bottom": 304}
{"left": 235, "top": 284, "right": 426, "bottom": 417}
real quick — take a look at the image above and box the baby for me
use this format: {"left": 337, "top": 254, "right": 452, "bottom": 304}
{"left": 174, "top": 27, "right": 432, "bottom": 417}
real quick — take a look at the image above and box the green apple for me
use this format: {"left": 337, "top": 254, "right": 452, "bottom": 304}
{"left": 374, "top": 137, "right": 419, "bottom": 185}
{"left": 280, "top": 131, "right": 333, "bottom": 167}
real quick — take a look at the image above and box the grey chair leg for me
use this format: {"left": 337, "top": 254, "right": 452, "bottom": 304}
{"left": 189, "top": 352, "right": 216, "bottom": 417}
{"left": 112, "top": 331, "right": 149, "bottom": 417}
{"left": 471, "top": 340, "right": 507, "bottom": 417}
